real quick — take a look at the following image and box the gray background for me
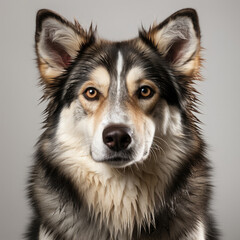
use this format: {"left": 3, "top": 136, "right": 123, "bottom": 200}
{"left": 1, "top": 0, "right": 239, "bottom": 239}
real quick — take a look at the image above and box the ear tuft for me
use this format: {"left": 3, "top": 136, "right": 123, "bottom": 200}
{"left": 143, "top": 9, "right": 201, "bottom": 76}
{"left": 35, "top": 9, "right": 94, "bottom": 83}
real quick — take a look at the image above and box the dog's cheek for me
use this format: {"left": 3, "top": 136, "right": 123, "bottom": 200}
{"left": 56, "top": 101, "right": 96, "bottom": 149}
{"left": 74, "top": 107, "right": 99, "bottom": 143}
{"left": 143, "top": 116, "right": 156, "bottom": 157}
{"left": 92, "top": 101, "right": 108, "bottom": 133}
{"left": 88, "top": 103, "right": 110, "bottom": 161}
{"left": 125, "top": 103, "right": 155, "bottom": 160}
{"left": 152, "top": 100, "right": 183, "bottom": 138}
{"left": 162, "top": 104, "right": 182, "bottom": 137}
{"left": 76, "top": 96, "right": 105, "bottom": 142}
{"left": 56, "top": 103, "right": 84, "bottom": 147}
{"left": 139, "top": 92, "right": 159, "bottom": 114}
{"left": 78, "top": 95, "right": 99, "bottom": 115}
{"left": 126, "top": 102, "right": 144, "bottom": 135}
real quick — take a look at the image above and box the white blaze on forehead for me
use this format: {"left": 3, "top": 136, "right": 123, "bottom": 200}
{"left": 116, "top": 51, "right": 124, "bottom": 101}
{"left": 105, "top": 50, "right": 126, "bottom": 123}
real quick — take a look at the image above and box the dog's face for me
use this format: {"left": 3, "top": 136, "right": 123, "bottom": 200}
{"left": 35, "top": 9, "right": 201, "bottom": 168}
{"left": 78, "top": 52, "right": 158, "bottom": 167}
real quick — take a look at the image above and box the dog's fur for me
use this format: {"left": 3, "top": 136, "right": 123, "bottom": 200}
{"left": 26, "top": 8, "right": 219, "bottom": 240}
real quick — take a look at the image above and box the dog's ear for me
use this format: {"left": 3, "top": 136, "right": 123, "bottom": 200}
{"left": 142, "top": 8, "right": 201, "bottom": 76}
{"left": 35, "top": 9, "right": 93, "bottom": 83}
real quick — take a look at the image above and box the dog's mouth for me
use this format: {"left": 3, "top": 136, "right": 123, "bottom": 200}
{"left": 102, "top": 157, "right": 132, "bottom": 167}
{"left": 90, "top": 142, "right": 150, "bottom": 168}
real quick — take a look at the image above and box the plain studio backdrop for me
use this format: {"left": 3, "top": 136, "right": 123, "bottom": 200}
{"left": 0, "top": 0, "right": 239, "bottom": 239}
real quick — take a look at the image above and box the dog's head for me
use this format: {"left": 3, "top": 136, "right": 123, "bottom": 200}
{"left": 35, "top": 9, "right": 201, "bottom": 168}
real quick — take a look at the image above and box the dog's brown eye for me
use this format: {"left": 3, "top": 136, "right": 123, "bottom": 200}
{"left": 138, "top": 86, "right": 154, "bottom": 99}
{"left": 84, "top": 87, "right": 99, "bottom": 100}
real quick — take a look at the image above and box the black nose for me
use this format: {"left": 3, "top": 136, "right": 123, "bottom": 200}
{"left": 102, "top": 124, "right": 131, "bottom": 152}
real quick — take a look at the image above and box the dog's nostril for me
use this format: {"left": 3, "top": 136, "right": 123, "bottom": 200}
{"left": 102, "top": 125, "right": 132, "bottom": 152}
{"left": 105, "top": 136, "right": 114, "bottom": 143}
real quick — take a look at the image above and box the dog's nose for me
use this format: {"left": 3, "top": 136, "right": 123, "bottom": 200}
{"left": 102, "top": 124, "right": 132, "bottom": 152}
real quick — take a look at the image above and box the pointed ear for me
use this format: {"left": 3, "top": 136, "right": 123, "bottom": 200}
{"left": 35, "top": 9, "right": 92, "bottom": 83}
{"left": 144, "top": 9, "right": 201, "bottom": 76}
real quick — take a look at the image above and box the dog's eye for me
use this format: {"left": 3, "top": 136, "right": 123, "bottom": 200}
{"left": 138, "top": 86, "right": 155, "bottom": 99}
{"left": 83, "top": 87, "right": 99, "bottom": 101}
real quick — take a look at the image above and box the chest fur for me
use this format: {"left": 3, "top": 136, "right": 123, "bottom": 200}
{"left": 76, "top": 164, "right": 162, "bottom": 238}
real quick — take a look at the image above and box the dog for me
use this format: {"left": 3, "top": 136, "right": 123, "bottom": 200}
{"left": 26, "top": 8, "right": 219, "bottom": 240}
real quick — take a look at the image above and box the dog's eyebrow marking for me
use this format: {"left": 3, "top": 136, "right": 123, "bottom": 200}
{"left": 90, "top": 66, "right": 110, "bottom": 94}
{"left": 116, "top": 51, "right": 123, "bottom": 102}
{"left": 126, "top": 67, "right": 144, "bottom": 95}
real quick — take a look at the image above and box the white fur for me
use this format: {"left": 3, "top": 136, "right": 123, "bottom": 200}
{"left": 108, "top": 51, "right": 125, "bottom": 123}
{"left": 197, "top": 222, "right": 206, "bottom": 240}
{"left": 116, "top": 51, "right": 123, "bottom": 102}
{"left": 162, "top": 102, "right": 183, "bottom": 136}
{"left": 184, "top": 221, "right": 205, "bottom": 240}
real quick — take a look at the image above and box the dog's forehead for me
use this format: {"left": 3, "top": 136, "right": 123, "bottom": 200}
{"left": 75, "top": 41, "right": 148, "bottom": 88}
{"left": 84, "top": 41, "right": 148, "bottom": 77}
